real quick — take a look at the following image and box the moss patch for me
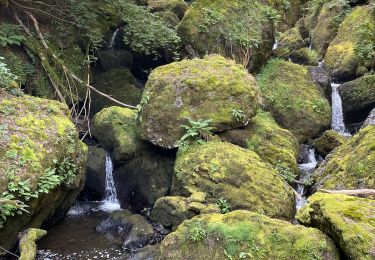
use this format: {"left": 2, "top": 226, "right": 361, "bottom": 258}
{"left": 312, "top": 130, "right": 349, "bottom": 157}
{"left": 297, "top": 193, "right": 375, "bottom": 260}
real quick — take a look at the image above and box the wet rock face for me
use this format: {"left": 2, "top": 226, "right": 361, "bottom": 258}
{"left": 297, "top": 193, "right": 375, "bottom": 260}
{"left": 96, "top": 210, "right": 154, "bottom": 251}
{"left": 172, "top": 141, "right": 296, "bottom": 220}
{"left": 339, "top": 74, "right": 375, "bottom": 124}
{"left": 363, "top": 108, "right": 375, "bottom": 127}
{"left": 114, "top": 144, "right": 175, "bottom": 212}
{"left": 139, "top": 55, "right": 261, "bottom": 148}
{"left": 84, "top": 145, "right": 107, "bottom": 200}
{"left": 313, "top": 126, "right": 375, "bottom": 190}
{"left": 258, "top": 59, "right": 331, "bottom": 142}
{"left": 98, "top": 50, "right": 133, "bottom": 71}
{"left": 308, "top": 66, "right": 331, "bottom": 98}
{"left": 160, "top": 210, "right": 340, "bottom": 260}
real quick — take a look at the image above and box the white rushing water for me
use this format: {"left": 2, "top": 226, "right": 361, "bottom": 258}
{"left": 108, "top": 28, "right": 120, "bottom": 49}
{"left": 99, "top": 152, "right": 121, "bottom": 212}
{"left": 331, "top": 83, "right": 348, "bottom": 134}
{"left": 296, "top": 147, "right": 317, "bottom": 210}
{"left": 272, "top": 39, "right": 279, "bottom": 50}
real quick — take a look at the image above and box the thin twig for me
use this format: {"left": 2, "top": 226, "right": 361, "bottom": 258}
{"left": 0, "top": 246, "right": 19, "bottom": 258}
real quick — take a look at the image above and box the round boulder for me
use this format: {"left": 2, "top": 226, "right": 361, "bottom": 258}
{"left": 172, "top": 141, "right": 296, "bottom": 220}
{"left": 139, "top": 55, "right": 261, "bottom": 148}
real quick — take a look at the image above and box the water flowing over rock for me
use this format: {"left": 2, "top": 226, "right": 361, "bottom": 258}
{"left": 331, "top": 83, "right": 348, "bottom": 134}
{"left": 99, "top": 152, "right": 121, "bottom": 213}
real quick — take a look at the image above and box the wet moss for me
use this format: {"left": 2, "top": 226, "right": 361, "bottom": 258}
{"left": 172, "top": 141, "right": 295, "bottom": 220}
{"left": 324, "top": 6, "right": 375, "bottom": 80}
{"left": 92, "top": 106, "right": 143, "bottom": 163}
{"left": 312, "top": 130, "right": 349, "bottom": 156}
{"left": 160, "top": 210, "right": 340, "bottom": 260}
{"left": 297, "top": 193, "right": 375, "bottom": 260}
{"left": 257, "top": 59, "right": 331, "bottom": 142}
{"left": 19, "top": 228, "right": 47, "bottom": 260}
{"left": 274, "top": 28, "right": 306, "bottom": 58}
{"left": 139, "top": 55, "right": 261, "bottom": 148}
{"left": 313, "top": 126, "right": 375, "bottom": 190}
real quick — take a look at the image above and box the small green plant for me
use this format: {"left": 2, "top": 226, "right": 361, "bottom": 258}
{"left": 177, "top": 117, "right": 214, "bottom": 150}
{"left": 135, "top": 92, "right": 150, "bottom": 122}
{"left": 231, "top": 108, "right": 245, "bottom": 122}
{"left": 0, "top": 56, "right": 18, "bottom": 90}
{"left": 275, "top": 163, "right": 297, "bottom": 182}
{"left": 0, "top": 193, "right": 28, "bottom": 228}
{"left": 0, "top": 23, "right": 25, "bottom": 47}
{"left": 188, "top": 222, "right": 207, "bottom": 242}
{"left": 217, "top": 197, "right": 231, "bottom": 214}
{"left": 56, "top": 157, "right": 77, "bottom": 184}
{"left": 37, "top": 168, "right": 63, "bottom": 194}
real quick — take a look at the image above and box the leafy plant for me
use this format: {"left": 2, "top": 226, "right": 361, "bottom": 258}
{"left": 56, "top": 157, "right": 77, "bottom": 184}
{"left": 37, "top": 168, "right": 63, "bottom": 194}
{"left": 0, "top": 23, "right": 25, "bottom": 47}
{"left": 231, "top": 108, "right": 245, "bottom": 122}
{"left": 275, "top": 163, "right": 297, "bottom": 182}
{"left": 0, "top": 193, "right": 28, "bottom": 228}
{"left": 177, "top": 117, "right": 214, "bottom": 150}
{"left": 188, "top": 222, "right": 207, "bottom": 242}
{"left": 0, "top": 56, "right": 18, "bottom": 90}
{"left": 217, "top": 197, "right": 231, "bottom": 214}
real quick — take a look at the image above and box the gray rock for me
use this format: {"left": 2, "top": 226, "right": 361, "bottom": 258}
{"left": 85, "top": 146, "right": 106, "bottom": 198}
{"left": 363, "top": 108, "right": 375, "bottom": 127}
{"left": 98, "top": 50, "right": 133, "bottom": 71}
{"left": 308, "top": 66, "right": 331, "bottom": 98}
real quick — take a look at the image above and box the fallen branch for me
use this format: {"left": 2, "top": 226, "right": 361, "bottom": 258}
{"left": 318, "top": 189, "right": 375, "bottom": 197}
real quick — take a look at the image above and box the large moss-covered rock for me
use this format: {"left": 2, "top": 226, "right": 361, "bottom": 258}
{"left": 114, "top": 144, "right": 175, "bottom": 211}
{"left": 297, "top": 193, "right": 375, "bottom": 260}
{"left": 0, "top": 90, "right": 87, "bottom": 251}
{"left": 310, "top": 0, "right": 350, "bottom": 57}
{"left": 274, "top": 28, "right": 306, "bottom": 58}
{"left": 290, "top": 48, "right": 319, "bottom": 66}
{"left": 339, "top": 74, "right": 375, "bottom": 121}
{"left": 324, "top": 6, "right": 375, "bottom": 80}
{"left": 313, "top": 126, "right": 375, "bottom": 190}
{"left": 258, "top": 59, "right": 331, "bottom": 142}
{"left": 220, "top": 110, "right": 299, "bottom": 178}
{"left": 148, "top": 0, "right": 188, "bottom": 19}
{"left": 177, "top": 0, "right": 274, "bottom": 70}
{"left": 172, "top": 141, "right": 295, "bottom": 220}
{"left": 160, "top": 210, "right": 339, "bottom": 260}
{"left": 139, "top": 55, "right": 261, "bottom": 148}
{"left": 91, "top": 68, "right": 142, "bottom": 114}
{"left": 19, "top": 228, "right": 47, "bottom": 260}
{"left": 91, "top": 106, "right": 143, "bottom": 163}
{"left": 312, "top": 130, "right": 349, "bottom": 156}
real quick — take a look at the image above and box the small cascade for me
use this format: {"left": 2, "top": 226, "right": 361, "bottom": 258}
{"left": 99, "top": 152, "right": 121, "bottom": 212}
{"left": 318, "top": 60, "right": 323, "bottom": 67}
{"left": 331, "top": 83, "right": 348, "bottom": 134}
{"left": 308, "top": 42, "right": 312, "bottom": 50}
{"left": 108, "top": 28, "right": 120, "bottom": 49}
{"left": 296, "top": 146, "right": 317, "bottom": 210}
{"left": 272, "top": 39, "right": 279, "bottom": 50}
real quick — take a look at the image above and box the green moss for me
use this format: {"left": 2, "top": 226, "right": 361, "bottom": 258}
{"left": 148, "top": 0, "right": 188, "bottom": 19}
{"left": 324, "top": 6, "right": 375, "bottom": 79}
{"left": 297, "top": 193, "right": 375, "bottom": 260}
{"left": 140, "top": 55, "right": 261, "bottom": 148}
{"left": 290, "top": 48, "right": 319, "bottom": 66}
{"left": 177, "top": 0, "right": 275, "bottom": 70}
{"left": 312, "top": 130, "right": 348, "bottom": 156}
{"left": 172, "top": 141, "right": 295, "bottom": 220}
{"left": 19, "top": 228, "right": 47, "bottom": 260}
{"left": 257, "top": 59, "right": 331, "bottom": 142}
{"left": 160, "top": 210, "right": 339, "bottom": 259}
{"left": 274, "top": 27, "right": 306, "bottom": 58}
{"left": 313, "top": 126, "right": 375, "bottom": 190}
{"left": 92, "top": 106, "right": 143, "bottom": 162}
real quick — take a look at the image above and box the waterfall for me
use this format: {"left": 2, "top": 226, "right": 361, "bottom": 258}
{"left": 99, "top": 152, "right": 121, "bottom": 212}
{"left": 108, "top": 28, "right": 120, "bottom": 49}
{"left": 331, "top": 83, "right": 348, "bottom": 134}
{"left": 296, "top": 146, "right": 317, "bottom": 210}
{"left": 272, "top": 39, "right": 278, "bottom": 50}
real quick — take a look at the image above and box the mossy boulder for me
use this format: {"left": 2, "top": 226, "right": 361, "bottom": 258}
{"left": 220, "top": 110, "right": 299, "bottom": 178}
{"left": 0, "top": 90, "right": 87, "bottom": 251}
{"left": 84, "top": 145, "right": 106, "bottom": 199}
{"left": 258, "top": 59, "right": 331, "bottom": 142}
{"left": 312, "top": 126, "right": 375, "bottom": 190}
{"left": 324, "top": 6, "right": 375, "bottom": 80}
{"left": 148, "top": 0, "right": 188, "bottom": 19}
{"left": 172, "top": 141, "right": 295, "bottom": 220}
{"left": 91, "top": 106, "right": 143, "bottom": 163}
{"left": 113, "top": 144, "right": 175, "bottom": 211}
{"left": 312, "top": 130, "right": 349, "bottom": 156}
{"left": 290, "top": 48, "right": 319, "bottom": 66}
{"left": 150, "top": 193, "right": 220, "bottom": 229}
{"left": 310, "top": 0, "right": 350, "bottom": 57}
{"left": 18, "top": 228, "right": 47, "bottom": 260}
{"left": 160, "top": 210, "right": 340, "bottom": 260}
{"left": 297, "top": 193, "right": 375, "bottom": 260}
{"left": 139, "top": 55, "right": 261, "bottom": 148}
{"left": 177, "top": 0, "right": 274, "bottom": 71}
{"left": 274, "top": 28, "right": 306, "bottom": 58}
{"left": 339, "top": 74, "right": 375, "bottom": 121}
{"left": 91, "top": 68, "right": 142, "bottom": 115}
